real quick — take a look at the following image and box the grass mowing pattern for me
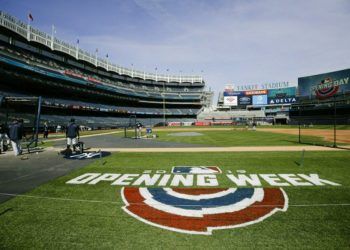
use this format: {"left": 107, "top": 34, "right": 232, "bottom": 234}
{"left": 0, "top": 151, "right": 349, "bottom": 249}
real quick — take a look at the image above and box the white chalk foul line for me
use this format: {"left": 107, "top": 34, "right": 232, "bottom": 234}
{"left": 0, "top": 192, "right": 349, "bottom": 208}
{"left": 43, "top": 130, "right": 123, "bottom": 142}
{"left": 0, "top": 192, "right": 119, "bottom": 205}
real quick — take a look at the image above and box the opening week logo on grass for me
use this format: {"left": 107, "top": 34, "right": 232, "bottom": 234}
{"left": 66, "top": 166, "right": 341, "bottom": 235}
{"left": 121, "top": 187, "right": 287, "bottom": 235}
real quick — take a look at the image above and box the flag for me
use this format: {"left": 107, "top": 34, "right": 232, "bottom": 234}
{"left": 28, "top": 13, "right": 34, "bottom": 22}
{"left": 76, "top": 39, "right": 79, "bottom": 44}
{"left": 106, "top": 53, "right": 108, "bottom": 58}
{"left": 95, "top": 48, "right": 98, "bottom": 53}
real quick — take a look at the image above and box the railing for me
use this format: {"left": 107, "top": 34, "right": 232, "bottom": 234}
{"left": 0, "top": 11, "right": 204, "bottom": 84}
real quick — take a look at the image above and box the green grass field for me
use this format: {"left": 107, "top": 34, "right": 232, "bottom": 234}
{"left": 150, "top": 129, "right": 330, "bottom": 146}
{"left": 1, "top": 150, "right": 349, "bottom": 249}
{"left": 155, "top": 125, "right": 350, "bottom": 130}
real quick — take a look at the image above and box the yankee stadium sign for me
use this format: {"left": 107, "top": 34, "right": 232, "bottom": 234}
{"left": 235, "top": 82, "right": 290, "bottom": 91}
{"left": 66, "top": 166, "right": 340, "bottom": 235}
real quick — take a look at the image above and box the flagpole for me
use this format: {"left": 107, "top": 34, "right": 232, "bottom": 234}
{"left": 95, "top": 49, "right": 98, "bottom": 67}
{"left": 27, "top": 14, "right": 31, "bottom": 41}
{"left": 51, "top": 25, "right": 55, "bottom": 50}
{"left": 76, "top": 39, "right": 79, "bottom": 60}
{"left": 163, "top": 78, "right": 166, "bottom": 127}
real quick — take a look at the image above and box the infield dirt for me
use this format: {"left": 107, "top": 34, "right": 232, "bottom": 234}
{"left": 259, "top": 128, "right": 350, "bottom": 144}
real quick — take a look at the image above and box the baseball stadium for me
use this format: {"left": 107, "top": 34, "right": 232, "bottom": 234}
{"left": 0, "top": 5, "right": 350, "bottom": 250}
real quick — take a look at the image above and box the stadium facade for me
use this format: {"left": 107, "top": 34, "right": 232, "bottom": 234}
{"left": 0, "top": 11, "right": 207, "bottom": 128}
{"left": 0, "top": 11, "right": 348, "bottom": 129}
{"left": 205, "top": 69, "right": 350, "bottom": 126}
{"left": 198, "top": 82, "right": 297, "bottom": 125}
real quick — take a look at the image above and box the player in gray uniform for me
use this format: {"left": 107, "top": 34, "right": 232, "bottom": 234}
{"left": 8, "top": 118, "right": 23, "bottom": 156}
{"left": 66, "top": 118, "right": 80, "bottom": 153}
{"left": 136, "top": 122, "right": 143, "bottom": 139}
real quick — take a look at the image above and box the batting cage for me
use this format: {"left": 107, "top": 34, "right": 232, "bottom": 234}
{"left": 0, "top": 95, "right": 43, "bottom": 150}
{"left": 124, "top": 115, "right": 138, "bottom": 139}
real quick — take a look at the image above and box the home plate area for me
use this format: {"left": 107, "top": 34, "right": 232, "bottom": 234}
{"left": 62, "top": 151, "right": 111, "bottom": 160}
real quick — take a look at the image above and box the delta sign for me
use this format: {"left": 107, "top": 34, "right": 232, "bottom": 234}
{"left": 66, "top": 166, "right": 340, "bottom": 235}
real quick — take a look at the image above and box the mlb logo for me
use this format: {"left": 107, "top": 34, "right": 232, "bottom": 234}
{"left": 172, "top": 166, "right": 222, "bottom": 174}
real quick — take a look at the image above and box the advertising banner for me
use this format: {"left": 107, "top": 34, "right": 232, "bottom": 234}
{"left": 298, "top": 68, "right": 350, "bottom": 99}
{"left": 168, "top": 122, "right": 181, "bottom": 126}
{"left": 245, "top": 90, "right": 268, "bottom": 96}
{"left": 195, "top": 121, "right": 211, "bottom": 126}
{"left": 223, "top": 91, "right": 243, "bottom": 96}
{"left": 224, "top": 96, "right": 238, "bottom": 106}
{"left": 268, "top": 97, "right": 297, "bottom": 105}
{"left": 252, "top": 95, "right": 267, "bottom": 105}
{"left": 238, "top": 96, "right": 252, "bottom": 105}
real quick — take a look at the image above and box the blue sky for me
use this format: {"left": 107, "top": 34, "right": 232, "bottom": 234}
{"left": 2, "top": 0, "right": 350, "bottom": 99}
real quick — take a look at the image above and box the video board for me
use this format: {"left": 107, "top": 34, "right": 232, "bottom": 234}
{"left": 267, "top": 87, "right": 297, "bottom": 104}
{"left": 268, "top": 87, "right": 296, "bottom": 98}
{"left": 222, "top": 85, "right": 297, "bottom": 107}
{"left": 298, "top": 68, "right": 350, "bottom": 99}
